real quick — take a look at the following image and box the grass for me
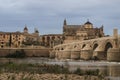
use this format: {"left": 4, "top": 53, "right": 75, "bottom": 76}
{"left": 0, "top": 62, "right": 69, "bottom": 74}
{"left": 0, "top": 62, "right": 100, "bottom": 76}
{"left": 74, "top": 68, "right": 99, "bottom": 76}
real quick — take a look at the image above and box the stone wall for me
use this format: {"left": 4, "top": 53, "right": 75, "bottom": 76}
{"left": 0, "top": 48, "right": 52, "bottom": 57}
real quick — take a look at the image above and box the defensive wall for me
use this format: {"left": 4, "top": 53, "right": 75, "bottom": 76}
{"left": 0, "top": 48, "right": 52, "bottom": 57}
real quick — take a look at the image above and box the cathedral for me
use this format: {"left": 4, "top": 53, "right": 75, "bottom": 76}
{"left": 63, "top": 19, "right": 104, "bottom": 43}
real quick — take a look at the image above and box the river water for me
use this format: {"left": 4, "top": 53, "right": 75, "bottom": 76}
{"left": 0, "top": 58, "right": 120, "bottom": 80}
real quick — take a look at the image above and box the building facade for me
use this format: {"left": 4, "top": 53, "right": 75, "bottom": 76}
{"left": 41, "top": 34, "right": 64, "bottom": 48}
{"left": 0, "top": 26, "right": 40, "bottom": 48}
{"left": 0, "top": 32, "right": 24, "bottom": 48}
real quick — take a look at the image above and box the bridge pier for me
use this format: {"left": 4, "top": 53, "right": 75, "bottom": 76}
{"left": 107, "top": 48, "right": 120, "bottom": 62}
{"left": 49, "top": 50, "right": 56, "bottom": 58}
{"left": 81, "top": 44, "right": 93, "bottom": 60}
{"left": 62, "top": 50, "right": 71, "bottom": 59}
{"left": 93, "top": 51, "right": 106, "bottom": 60}
{"left": 56, "top": 50, "right": 63, "bottom": 59}
{"left": 81, "top": 50, "right": 93, "bottom": 60}
{"left": 71, "top": 49, "right": 80, "bottom": 59}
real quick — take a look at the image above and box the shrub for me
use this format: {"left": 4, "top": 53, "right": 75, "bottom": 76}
{"left": 92, "top": 56, "right": 99, "bottom": 60}
{"left": 6, "top": 49, "right": 26, "bottom": 58}
{"left": 85, "top": 69, "right": 99, "bottom": 76}
{"left": 74, "top": 68, "right": 83, "bottom": 75}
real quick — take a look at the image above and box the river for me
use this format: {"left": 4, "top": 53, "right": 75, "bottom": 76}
{"left": 0, "top": 57, "right": 120, "bottom": 80}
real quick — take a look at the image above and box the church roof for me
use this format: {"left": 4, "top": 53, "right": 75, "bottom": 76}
{"left": 34, "top": 28, "right": 39, "bottom": 33}
{"left": 65, "top": 25, "right": 83, "bottom": 28}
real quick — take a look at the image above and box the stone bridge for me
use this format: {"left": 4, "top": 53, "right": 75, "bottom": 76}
{"left": 50, "top": 29, "right": 120, "bottom": 61}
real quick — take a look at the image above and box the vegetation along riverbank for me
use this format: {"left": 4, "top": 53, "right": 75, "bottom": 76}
{"left": 0, "top": 62, "right": 110, "bottom": 80}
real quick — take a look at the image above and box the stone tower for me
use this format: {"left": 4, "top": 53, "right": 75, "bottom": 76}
{"left": 113, "top": 29, "right": 118, "bottom": 38}
{"left": 63, "top": 19, "right": 67, "bottom": 35}
{"left": 113, "top": 29, "right": 118, "bottom": 48}
{"left": 24, "top": 25, "right": 28, "bottom": 33}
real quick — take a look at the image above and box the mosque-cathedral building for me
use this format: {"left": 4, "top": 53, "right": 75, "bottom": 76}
{"left": 63, "top": 19, "right": 104, "bottom": 43}
{"left": 0, "top": 19, "right": 105, "bottom": 48}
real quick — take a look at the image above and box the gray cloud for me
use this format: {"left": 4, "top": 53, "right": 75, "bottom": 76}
{"left": 0, "top": 0, "right": 120, "bottom": 35}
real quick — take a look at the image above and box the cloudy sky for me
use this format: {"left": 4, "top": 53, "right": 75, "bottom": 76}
{"left": 0, "top": 0, "right": 120, "bottom": 35}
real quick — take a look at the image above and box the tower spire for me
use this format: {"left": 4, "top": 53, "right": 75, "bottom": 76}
{"left": 63, "top": 19, "right": 67, "bottom": 25}
{"left": 87, "top": 19, "right": 89, "bottom": 22}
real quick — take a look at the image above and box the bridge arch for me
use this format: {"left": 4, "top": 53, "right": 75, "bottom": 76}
{"left": 104, "top": 42, "right": 113, "bottom": 52}
{"left": 61, "top": 48, "right": 64, "bottom": 50}
{"left": 102, "top": 39, "right": 114, "bottom": 59}
{"left": 93, "top": 43, "right": 99, "bottom": 50}
{"left": 103, "top": 39, "right": 114, "bottom": 50}
{"left": 92, "top": 40, "right": 99, "bottom": 50}
{"left": 82, "top": 44, "right": 86, "bottom": 49}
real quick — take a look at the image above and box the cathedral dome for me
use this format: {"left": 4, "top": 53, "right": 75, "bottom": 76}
{"left": 84, "top": 20, "right": 93, "bottom": 28}
{"left": 35, "top": 30, "right": 39, "bottom": 33}
{"left": 84, "top": 21, "right": 93, "bottom": 25}
{"left": 24, "top": 27, "right": 28, "bottom": 30}
{"left": 23, "top": 25, "right": 28, "bottom": 33}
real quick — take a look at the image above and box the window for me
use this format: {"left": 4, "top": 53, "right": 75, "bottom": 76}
{"left": 1, "top": 42, "right": 4, "bottom": 44}
{"left": 3, "top": 35, "right": 5, "bottom": 38}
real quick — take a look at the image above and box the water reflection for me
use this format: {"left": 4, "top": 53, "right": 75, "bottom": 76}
{"left": 0, "top": 58, "right": 120, "bottom": 80}
{"left": 108, "top": 65, "right": 120, "bottom": 78}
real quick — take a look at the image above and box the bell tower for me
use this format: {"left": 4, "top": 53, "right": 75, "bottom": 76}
{"left": 24, "top": 25, "right": 28, "bottom": 33}
{"left": 63, "top": 19, "right": 67, "bottom": 35}
{"left": 63, "top": 19, "right": 67, "bottom": 26}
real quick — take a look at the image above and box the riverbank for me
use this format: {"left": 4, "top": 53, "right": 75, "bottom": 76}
{"left": 0, "top": 62, "right": 109, "bottom": 80}
{"left": 0, "top": 73, "right": 109, "bottom": 80}
{"left": 0, "top": 58, "right": 120, "bottom": 80}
